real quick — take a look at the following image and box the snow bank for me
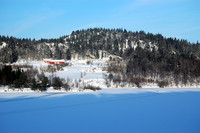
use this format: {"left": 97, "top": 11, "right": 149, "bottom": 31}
{"left": 0, "top": 86, "right": 200, "bottom": 99}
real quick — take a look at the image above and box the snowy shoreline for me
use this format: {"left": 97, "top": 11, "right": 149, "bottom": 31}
{"left": 0, "top": 86, "right": 200, "bottom": 99}
{"left": 1, "top": 59, "right": 200, "bottom": 99}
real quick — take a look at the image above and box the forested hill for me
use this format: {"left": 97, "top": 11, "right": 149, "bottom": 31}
{"left": 1, "top": 28, "right": 200, "bottom": 86}
{"left": 0, "top": 28, "right": 199, "bottom": 63}
{"left": 0, "top": 28, "right": 200, "bottom": 63}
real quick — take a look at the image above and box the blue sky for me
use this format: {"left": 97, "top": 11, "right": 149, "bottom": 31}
{"left": 0, "top": 0, "right": 199, "bottom": 43}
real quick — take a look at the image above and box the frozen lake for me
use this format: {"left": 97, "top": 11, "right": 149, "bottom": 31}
{"left": 0, "top": 92, "right": 200, "bottom": 133}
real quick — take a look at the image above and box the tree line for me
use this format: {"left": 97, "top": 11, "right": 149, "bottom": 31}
{"left": 106, "top": 46, "right": 200, "bottom": 87}
{"left": 0, "top": 65, "right": 70, "bottom": 91}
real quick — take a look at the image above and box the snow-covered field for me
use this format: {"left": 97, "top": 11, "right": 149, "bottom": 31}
{"left": 0, "top": 92, "right": 200, "bottom": 133}
{"left": 1, "top": 59, "right": 200, "bottom": 98}
{"left": 13, "top": 59, "right": 108, "bottom": 87}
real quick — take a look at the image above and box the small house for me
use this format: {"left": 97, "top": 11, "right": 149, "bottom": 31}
{"left": 44, "top": 59, "right": 65, "bottom": 65}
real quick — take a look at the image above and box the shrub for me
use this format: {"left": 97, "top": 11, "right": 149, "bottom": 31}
{"left": 83, "top": 85, "right": 101, "bottom": 91}
{"left": 52, "top": 77, "right": 63, "bottom": 90}
{"left": 31, "top": 78, "right": 37, "bottom": 90}
{"left": 158, "top": 81, "right": 169, "bottom": 88}
{"left": 130, "top": 77, "right": 142, "bottom": 88}
{"left": 62, "top": 82, "right": 71, "bottom": 91}
{"left": 41, "top": 77, "right": 49, "bottom": 90}
{"left": 86, "top": 60, "right": 92, "bottom": 65}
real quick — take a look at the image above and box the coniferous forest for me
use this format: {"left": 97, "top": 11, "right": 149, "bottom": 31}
{"left": 0, "top": 28, "right": 200, "bottom": 87}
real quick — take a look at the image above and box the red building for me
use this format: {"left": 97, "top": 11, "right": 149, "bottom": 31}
{"left": 44, "top": 59, "right": 50, "bottom": 63}
{"left": 44, "top": 59, "right": 65, "bottom": 65}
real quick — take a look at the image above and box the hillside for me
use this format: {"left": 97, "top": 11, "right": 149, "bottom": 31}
{"left": 0, "top": 28, "right": 200, "bottom": 87}
{"left": 0, "top": 28, "right": 200, "bottom": 62}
